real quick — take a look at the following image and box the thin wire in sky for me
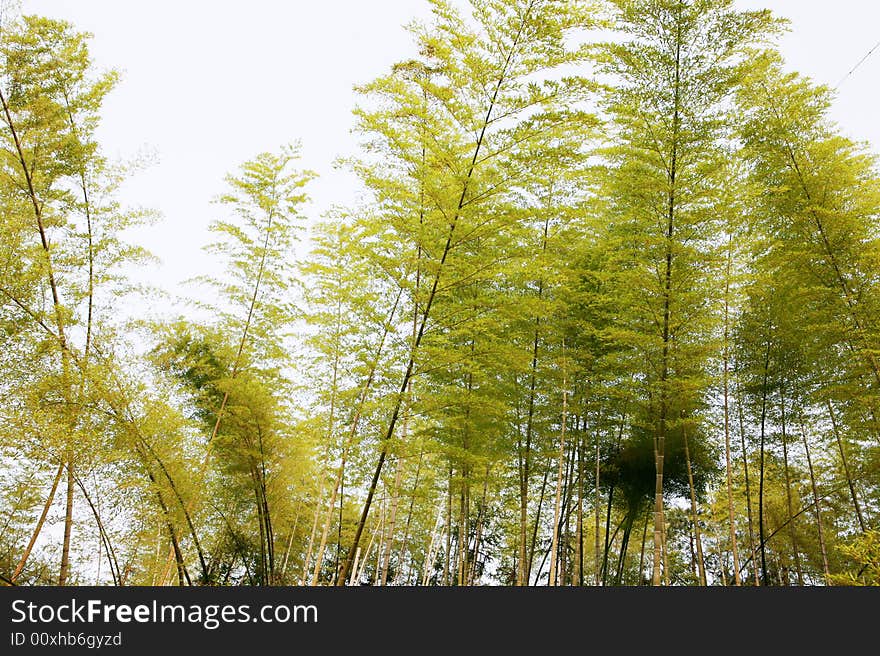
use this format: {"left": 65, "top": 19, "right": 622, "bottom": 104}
{"left": 835, "top": 37, "right": 880, "bottom": 90}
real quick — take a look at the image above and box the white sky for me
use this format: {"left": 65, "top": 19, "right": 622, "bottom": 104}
{"left": 18, "top": 0, "right": 880, "bottom": 302}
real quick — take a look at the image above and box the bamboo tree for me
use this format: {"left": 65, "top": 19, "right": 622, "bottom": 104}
{"left": 3, "top": 0, "right": 880, "bottom": 589}
{"left": 0, "top": 14, "right": 152, "bottom": 585}
{"left": 722, "top": 232, "right": 742, "bottom": 585}
{"left": 683, "top": 425, "right": 706, "bottom": 586}
{"left": 337, "top": 0, "right": 600, "bottom": 586}
{"left": 798, "top": 415, "right": 830, "bottom": 579}
{"left": 826, "top": 401, "right": 867, "bottom": 533}
{"left": 738, "top": 398, "right": 760, "bottom": 586}
{"left": 594, "top": 0, "right": 779, "bottom": 585}
{"left": 779, "top": 382, "right": 804, "bottom": 585}
{"left": 548, "top": 341, "right": 568, "bottom": 586}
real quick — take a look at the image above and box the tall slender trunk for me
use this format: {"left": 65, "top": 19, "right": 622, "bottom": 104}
{"left": 457, "top": 350, "right": 475, "bottom": 587}
{"left": 96, "top": 378, "right": 208, "bottom": 583}
{"left": 255, "top": 428, "right": 274, "bottom": 584}
{"left": 144, "top": 465, "right": 189, "bottom": 587}
{"left": 74, "top": 473, "right": 121, "bottom": 586}
{"left": 653, "top": 4, "right": 682, "bottom": 587}
{"left": 374, "top": 503, "right": 385, "bottom": 584}
{"left": 660, "top": 506, "right": 670, "bottom": 586}
{"left": 683, "top": 427, "right": 707, "bottom": 586}
{"left": 131, "top": 426, "right": 208, "bottom": 583}
{"left": 716, "top": 534, "right": 728, "bottom": 586}
{"left": 94, "top": 482, "right": 103, "bottom": 586}
{"left": 799, "top": 419, "right": 830, "bottom": 580}
{"left": 338, "top": 11, "right": 531, "bottom": 585}
{"left": 357, "top": 500, "right": 384, "bottom": 585}
{"left": 379, "top": 455, "right": 405, "bottom": 585}
{"left": 251, "top": 467, "right": 268, "bottom": 585}
{"left": 558, "top": 436, "right": 578, "bottom": 586}
{"left": 309, "top": 310, "right": 342, "bottom": 583}
{"left": 468, "top": 465, "right": 491, "bottom": 586}
{"left": 722, "top": 236, "right": 741, "bottom": 585}
{"left": 615, "top": 510, "right": 636, "bottom": 585}
{"left": 638, "top": 510, "right": 649, "bottom": 585}
{"left": 395, "top": 445, "right": 424, "bottom": 585}
{"left": 334, "top": 451, "right": 345, "bottom": 585}
{"left": 58, "top": 449, "right": 75, "bottom": 586}
{"left": 394, "top": 170, "right": 425, "bottom": 584}
{"left": 519, "top": 317, "right": 541, "bottom": 586}
{"left": 457, "top": 468, "right": 469, "bottom": 587}
{"left": 312, "top": 290, "right": 401, "bottom": 584}
{"left": 300, "top": 473, "right": 325, "bottom": 585}
{"left": 1, "top": 85, "right": 76, "bottom": 587}
{"left": 313, "top": 446, "right": 346, "bottom": 582}
{"left": 62, "top": 89, "right": 100, "bottom": 589}
{"left": 422, "top": 503, "right": 444, "bottom": 586}
{"left": 826, "top": 401, "right": 866, "bottom": 532}
{"left": 689, "top": 523, "right": 697, "bottom": 581}
{"left": 576, "top": 430, "right": 585, "bottom": 586}
{"left": 347, "top": 548, "right": 361, "bottom": 587}
{"left": 601, "top": 475, "right": 615, "bottom": 585}
{"left": 602, "top": 419, "right": 624, "bottom": 584}
{"left": 779, "top": 382, "right": 804, "bottom": 585}
{"left": 11, "top": 463, "right": 64, "bottom": 582}
{"left": 443, "top": 464, "right": 453, "bottom": 586}
{"left": 280, "top": 512, "right": 299, "bottom": 580}
{"left": 560, "top": 485, "right": 571, "bottom": 585}
{"left": 548, "top": 342, "right": 568, "bottom": 586}
{"left": 738, "top": 397, "right": 760, "bottom": 586}
{"left": 518, "top": 202, "right": 553, "bottom": 585}
{"left": 150, "top": 523, "right": 162, "bottom": 586}
{"left": 592, "top": 515, "right": 625, "bottom": 585}
{"left": 449, "top": 519, "right": 461, "bottom": 586}
{"left": 528, "top": 462, "right": 551, "bottom": 584}
{"left": 758, "top": 334, "right": 772, "bottom": 585}
{"left": 594, "top": 419, "right": 602, "bottom": 585}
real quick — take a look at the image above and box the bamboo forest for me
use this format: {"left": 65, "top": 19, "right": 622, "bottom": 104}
{"left": 1, "top": 0, "right": 879, "bottom": 589}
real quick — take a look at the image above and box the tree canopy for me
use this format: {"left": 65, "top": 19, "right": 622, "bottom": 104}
{"left": 1, "top": 0, "right": 878, "bottom": 587}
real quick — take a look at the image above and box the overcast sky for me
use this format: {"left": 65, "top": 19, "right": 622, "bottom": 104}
{"left": 19, "top": 0, "right": 880, "bottom": 299}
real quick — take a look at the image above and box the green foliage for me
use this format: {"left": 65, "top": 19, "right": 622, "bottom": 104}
{"left": 829, "top": 531, "right": 880, "bottom": 586}
{"left": 2, "top": 0, "right": 879, "bottom": 587}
